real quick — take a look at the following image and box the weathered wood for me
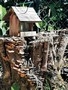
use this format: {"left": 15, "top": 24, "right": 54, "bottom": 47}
{"left": 12, "top": 7, "right": 41, "bottom": 22}
{"left": 0, "top": 39, "right": 11, "bottom": 90}
{"left": 41, "top": 41, "right": 49, "bottom": 71}
{"left": 9, "top": 13, "right": 20, "bottom": 36}
{"left": 30, "top": 41, "right": 43, "bottom": 68}
{"left": 0, "top": 30, "right": 68, "bottom": 90}
{"left": 20, "top": 31, "right": 36, "bottom": 37}
{"left": 3, "top": 7, "right": 41, "bottom": 36}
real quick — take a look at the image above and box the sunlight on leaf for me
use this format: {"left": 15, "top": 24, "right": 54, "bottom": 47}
{"left": 35, "top": 22, "right": 41, "bottom": 28}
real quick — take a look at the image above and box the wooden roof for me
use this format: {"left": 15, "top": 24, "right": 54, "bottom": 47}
{"left": 4, "top": 6, "right": 41, "bottom": 22}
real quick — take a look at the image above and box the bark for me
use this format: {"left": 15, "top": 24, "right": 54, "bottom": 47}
{"left": 30, "top": 41, "right": 43, "bottom": 68}
{"left": 0, "top": 39, "right": 11, "bottom": 90}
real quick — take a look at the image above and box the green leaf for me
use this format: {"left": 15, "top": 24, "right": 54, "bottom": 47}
{"left": 11, "top": 82, "right": 20, "bottom": 90}
{"left": 49, "top": 3, "right": 56, "bottom": 16}
{"left": 35, "top": 22, "right": 41, "bottom": 28}
{"left": 0, "top": 21, "right": 7, "bottom": 35}
{"left": 50, "top": 16, "right": 57, "bottom": 21}
{"left": 0, "top": 5, "right": 7, "bottom": 20}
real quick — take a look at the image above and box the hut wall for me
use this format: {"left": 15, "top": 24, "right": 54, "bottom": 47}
{"left": 9, "top": 13, "right": 20, "bottom": 36}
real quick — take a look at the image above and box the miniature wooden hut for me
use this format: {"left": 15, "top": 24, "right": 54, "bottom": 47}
{"left": 3, "top": 6, "right": 41, "bottom": 36}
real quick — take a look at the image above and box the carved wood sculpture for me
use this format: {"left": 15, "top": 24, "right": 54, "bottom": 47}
{"left": 0, "top": 30, "right": 68, "bottom": 90}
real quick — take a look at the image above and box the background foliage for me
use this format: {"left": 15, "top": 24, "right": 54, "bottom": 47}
{"left": 0, "top": 0, "right": 68, "bottom": 33}
{"left": 0, "top": 5, "right": 7, "bottom": 35}
{"left": 39, "top": 0, "right": 68, "bottom": 31}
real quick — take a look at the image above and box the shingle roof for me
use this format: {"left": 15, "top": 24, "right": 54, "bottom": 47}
{"left": 3, "top": 6, "right": 41, "bottom": 22}
{"left": 4, "top": 6, "right": 41, "bottom": 22}
{"left": 12, "top": 6, "right": 41, "bottom": 22}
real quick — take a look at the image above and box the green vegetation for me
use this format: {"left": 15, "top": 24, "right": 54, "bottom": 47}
{"left": 0, "top": 5, "right": 7, "bottom": 35}
{"left": 0, "top": 5, "right": 6, "bottom": 20}
{"left": 0, "top": 0, "right": 68, "bottom": 32}
{"left": 11, "top": 82, "right": 20, "bottom": 90}
{"left": 39, "top": 0, "right": 68, "bottom": 31}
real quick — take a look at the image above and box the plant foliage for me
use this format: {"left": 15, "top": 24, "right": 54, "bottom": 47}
{"left": 11, "top": 82, "right": 20, "bottom": 90}
{"left": 39, "top": 0, "right": 68, "bottom": 31}
{"left": 0, "top": 5, "right": 7, "bottom": 35}
{"left": 0, "top": 5, "right": 6, "bottom": 20}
